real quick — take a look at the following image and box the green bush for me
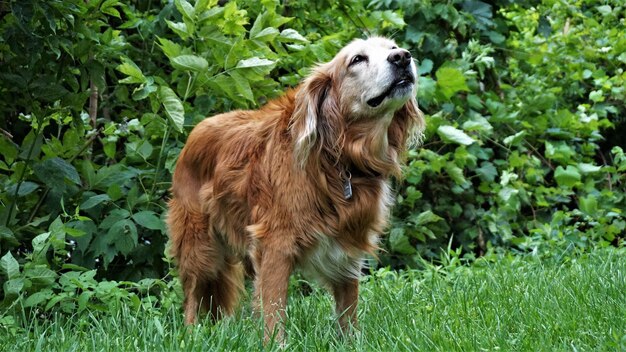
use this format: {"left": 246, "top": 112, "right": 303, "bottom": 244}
{"left": 1, "top": 0, "right": 624, "bottom": 313}
{"left": 382, "top": 0, "right": 625, "bottom": 266}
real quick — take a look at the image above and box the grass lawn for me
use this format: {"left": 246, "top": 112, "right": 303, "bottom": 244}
{"left": 2, "top": 248, "right": 625, "bottom": 351}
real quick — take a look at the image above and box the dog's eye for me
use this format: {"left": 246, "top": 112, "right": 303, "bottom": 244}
{"left": 391, "top": 46, "right": 398, "bottom": 49}
{"left": 349, "top": 55, "right": 367, "bottom": 66}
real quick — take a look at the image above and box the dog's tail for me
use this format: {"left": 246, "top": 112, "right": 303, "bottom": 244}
{"left": 167, "top": 198, "right": 244, "bottom": 324}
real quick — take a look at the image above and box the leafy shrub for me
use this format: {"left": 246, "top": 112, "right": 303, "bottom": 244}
{"left": 1, "top": 0, "right": 624, "bottom": 312}
{"left": 0, "top": 0, "right": 304, "bottom": 309}
{"left": 380, "top": 0, "right": 626, "bottom": 266}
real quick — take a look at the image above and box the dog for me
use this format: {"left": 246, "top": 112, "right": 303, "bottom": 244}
{"left": 167, "top": 36, "right": 424, "bottom": 340}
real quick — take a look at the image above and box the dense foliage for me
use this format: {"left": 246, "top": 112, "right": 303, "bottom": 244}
{"left": 384, "top": 0, "right": 626, "bottom": 266}
{"left": 0, "top": 0, "right": 624, "bottom": 312}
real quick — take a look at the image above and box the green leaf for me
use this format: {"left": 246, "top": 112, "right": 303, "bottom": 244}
{"left": 500, "top": 170, "right": 518, "bottom": 186}
{"left": 33, "top": 157, "right": 81, "bottom": 189}
{"left": 3, "top": 278, "right": 25, "bottom": 297}
{"left": 578, "top": 163, "right": 602, "bottom": 174}
{"left": 579, "top": 196, "right": 598, "bottom": 216}
{"left": 34, "top": 82, "right": 68, "bottom": 102}
{"left": 87, "top": 60, "right": 106, "bottom": 93}
{"left": 101, "top": 6, "right": 121, "bottom": 18}
{"left": 175, "top": 0, "right": 195, "bottom": 20}
{"left": 81, "top": 194, "right": 111, "bottom": 210}
{"left": 545, "top": 141, "right": 575, "bottom": 163}
{"left": 157, "top": 37, "right": 183, "bottom": 59}
{"left": 417, "top": 76, "right": 436, "bottom": 101}
{"left": 462, "top": 116, "right": 492, "bottom": 133}
{"left": 435, "top": 67, "right": 469, "bottom": 99}
{"left": 104, "top": 141, "right": 116, "bottom": 159}
{"left": 107, "top": 184, "right": 123, "bottom": 201}
{"left": 9, "top": 181, "right": 39, "bottom": 197}
{"left": 58, "top": 271, "right": 80, "bottom": 288}
{"left": 554, "top": 165, "right": 581, "bottom": 188}
{"left": 488, "top": 30, "right": 505, "bottom": 44}
{"left": 32, "top": 232, "right": 51, "bottom": 262}
{"left": 116, "top": 57, "right": 145, "bottom": 84}
{"left": 100, "top": 209, "right": 131, "bottom": 230}
{"left": 528, "top": 93, "right": 556, "bottom": 112}
{"left": 589, "top": 90, "right": 604, "bottom": 103}
{"left": 166, "top": 20, "right": 191, "bottom": 40}
{"left": 462, "top": 1, "right": 493, "bottom": 28}
{"left": 597, "top": 5, "right": 612, "bottom": 16}
{"left": 49, "top": 216, "right": 65, "bottom": 242}
{"left": 101, "top": 0, "right": 121, "bottom": 18}
{"left": 229, "top": 70, "right": 255, "bottom": 103}
{"left": 101, "top": 0, "right": 120, "bottom": 8}
{"left": 476, "top": 161, "right": 497, "bottom": 182}
{"left": 158, "top": 86, "right": 185, "bottom": 132}
{"left": 0, "top": 226, "right": 19, "bottom": 246}
{"left": 108, "top": 219, "right": 138, "bottom": 256}
{"left": 45, "top": 294, "right": 65, "bottom": 311}
{"left": 236, "top": 57, "right": 276, "bottom": 70}
{"left": 132, "top": 82, "right": 158, "bottom": 101}
{"left": 380, "top": 10, "right": 406, "bottom": 27}
{"left": 253, "top": 27, "right": 279, "bottom": 42}
{"left": 418, "top": 59, "right": 433, "bottom": 75}
{"left": 0, "top": 137, "right": 18, "bottom": 163}
{"left": 78, "top": 291, "right": 94, "bottom": 312}
{"left": 223, "top": 38, "right": 248, "bottom": 69}
{"left": 25, "top": 265, "right": 57, "bottom": 287}
{"left": 137, "top": 141, "right": 153, "bottom": 160}
{"left": 437, "top": 126, "right": 475, "bottom": 145}
{"left": 278, "top": 29, "right": 308, "bottom": 43}
{"left": 194, "top": 0, "right": 212, "bottom": 12}
{"left": 0, "top": 251, "right": 20, "bottom": 279}
{"left": 445, "top": 164, "right": 467, "bottom": 186}
{"left": 221, "top": 1, "right": 248, "bottom": 35}
{"left": 503, "top": 131, "right": 526, "bottom": 146}
{"left": 24, "top": 289, "right": 53, "bottom": 307}
{"left": 537, "top": 15, "right": 552, "bottom": 38}
{"left": 413, "top": 210, "right": 443, "bottom": 226}
{"left": 132, "top": 211, "right": 164, "bottom": 231}
{"left": 389, "top": 228, "right": 415, "bottom": 254}
{"left": 171, "top": 55, "right": 209, "bottom": 72}
{"left": 249, "top": 10, "right": 268, "bottom": 38}
{"left": 199, "top": 6, "right": 225, "bottom": 23}
{"left": 234, "top": 57, "right": 277, "bottom": 81}
{"left": 498, "top": 186, "right": 519, "bottom": 202}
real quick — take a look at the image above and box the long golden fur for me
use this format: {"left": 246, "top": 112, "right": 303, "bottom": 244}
{"left": 167, "top": 37, "right": 424, "bottom": 339}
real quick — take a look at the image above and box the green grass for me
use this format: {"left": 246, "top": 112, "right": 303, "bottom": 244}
{"left": 2, "top": 248, "right": 625, "bottom": 351}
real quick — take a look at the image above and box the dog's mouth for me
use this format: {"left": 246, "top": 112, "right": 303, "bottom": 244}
{"left": 366, "top": 76, "right": 415, "bottom": 108}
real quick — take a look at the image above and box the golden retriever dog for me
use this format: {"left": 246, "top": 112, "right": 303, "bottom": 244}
{"left": 167, "top": 36, "right": 424, "bottom": 339}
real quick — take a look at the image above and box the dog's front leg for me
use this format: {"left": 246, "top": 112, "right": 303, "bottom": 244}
{"left": 253, "top": 247, "right": 293, "bottom": 343}
{"left": 332, "top": 278, "right": 359, "bottom": 335}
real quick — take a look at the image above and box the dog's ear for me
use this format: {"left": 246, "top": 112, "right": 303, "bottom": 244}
{"left": 291, "top": 66, "right": 344, "bottom": 167}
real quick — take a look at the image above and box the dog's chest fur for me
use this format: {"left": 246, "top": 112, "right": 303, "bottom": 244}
{"left": 299, "top": 235, "right": 368, "bottom": 283}
{"left": 298, "top": 180, "right": 391, "bottom": 283}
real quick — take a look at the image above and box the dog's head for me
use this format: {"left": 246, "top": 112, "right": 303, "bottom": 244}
{"left": 336, "top": 37, "right": 418, "bottom": 115}
{"left": 292, "top": 37, "right": 423, "bottom": 166}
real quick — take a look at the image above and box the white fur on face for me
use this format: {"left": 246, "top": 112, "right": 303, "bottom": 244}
{"left": 332, "top": 37, "right": 417, "bottom": 118}
{"left": 291, "top": 37, "right": 420, "bottom": 165}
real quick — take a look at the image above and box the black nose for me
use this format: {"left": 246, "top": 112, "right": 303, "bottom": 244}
{"left": 387, "top": 49, "right": 412, "bottom": 68}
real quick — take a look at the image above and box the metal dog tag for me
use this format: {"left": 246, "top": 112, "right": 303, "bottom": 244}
{"left": 343, "top": 177, "right": 353, "bottom": 200}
